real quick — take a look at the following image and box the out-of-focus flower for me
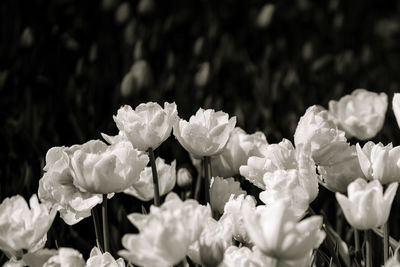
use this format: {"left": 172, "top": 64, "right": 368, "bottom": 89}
{"left": 219, "top": 194, "right": 256, "bottom": 244}
{"left": 242, "top": 200, "right": 325, "bottom": 260}
{"left": 356, "top": 141, "right": 400, "bottom": 184}
{"left": 240, "top": 139, "right": 297, "bottom": 189}
{"left": 328, "top": 89, "right": 388, "bottom": 140}
{"left": 256, "top": 3, "right": 275, "bottom": 28}
{"left": 3, "top": 259, "right": 24, "bottom": 267}
{"left": 188, "top": 218, "right": 232, "bottom": 267}
{"left": 22, "top": 249, "right": 57, "bottom": 267}
{"left": 385, "top": 246, "right": 400, "bottom": 267}
{"left": 38, "top": 146, "right": 104, "bottom": 225}
{"left": 87, "top": 247, "right": 125, "bottom": 267}
{"left": 336, "top": 178, "right": 398, "bottom": 230}
{"left": 392, "top": 93, "right": 400, "bottom": 129}
{"left": 70, "top": 140, "right": 148, "bottom": 194}
{"left": 0, "top": 195, "right": 56, "bottom": 260}
{"left": 113, "top": 102, "right": 178, "bottom": 151}
{"left": 124, "top": 157, "right": 176, "bottom": 201}
{"left": 42, "top": 248, "right": 85, "bottom": 267}
{"left": 119, "top": 192, "right": 211, "bottom": 266}
{"left": 317, "top": 144, "right": 364, "bottom": 193}
{"left": 176, "top": 167, "right": 193, "bottom": 189}
{"left": 294, "top": 105, "right": 348, "bottom": 165}
{"left": 173, "top": 108, "right": 236, "bottom": 157}
{"left": 219, "top": 246, "right": 313, "bottom": 267}
{"left": 211, "top": 127, "right": 268, "bottom": 177}
{"left": 209, "top": 177, "right": 246, "bottom": 214}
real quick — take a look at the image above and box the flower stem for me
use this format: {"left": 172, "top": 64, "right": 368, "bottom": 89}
{"left": 194, "top": 160, "right": 203, "bottom": 201}
{"left": 365, "top": 230, "right": 372, "bottom": 267}
{"left": 354, "top": 228, "right": 360, "bottom": 261}
{"left": 203, "top": 156, "right": 211, "bottom": 203}
{"left": 102, "top": 194, "right": 110, "bottom": 252}
{"left": 148, "top": 147, "right": 161, "bottom": 206}
{"left": 384, "top": 221, "right": 389, "bottom": 263}
{"left": 91, "top": 207, "right": 103, "bottom": 252}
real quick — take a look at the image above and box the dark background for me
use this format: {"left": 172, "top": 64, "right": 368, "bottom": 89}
{"left": 1, "top": 0, "right": 400, "bottom": 263}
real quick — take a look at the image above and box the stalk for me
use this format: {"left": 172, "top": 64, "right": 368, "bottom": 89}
{"left": 91, "top": 207, "right": 103, "bottom": 252}
{"left": 203, "top": 156, "right": 210, "bottom": 203}
{"left": 194, "top": 160, "right": 203, "bottom": 201}
{"left": 365, "top": 230, "right": 372, "bottom": 267}
{"left": 384, "top": 221, "right": 389, "bottom": 262}
{"left": 148, "top": 147, "right": 161, "bottom": 206}
{"left": 102, "top": 194, "right": 110, "bottom": 252}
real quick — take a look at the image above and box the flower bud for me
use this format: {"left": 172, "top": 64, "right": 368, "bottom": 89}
{"left": 177, "top": 167, "right": 193, "bottom": 189}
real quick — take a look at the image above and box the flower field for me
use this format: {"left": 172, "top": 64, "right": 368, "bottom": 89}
{"left": 2, "top": 1, "right": 400, "bottom": 266}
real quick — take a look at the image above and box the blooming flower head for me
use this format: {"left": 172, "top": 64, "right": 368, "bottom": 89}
{"left": 239, "top": 139, "right": 297, "bottom": 189}
{"left": 242, "top": 200, "right": 325, "bottom": 260}
{"left": 294, "top": 105, "right": 348, "bottom": 165}
{"left": 211, "top": 127, "right": 268, "bottom": 177}
{"left": 356, "top": 141, "right": 400, "bottom": 184}
{"left": 38, "top": 146, "right": 104, "bottom": 225}
{"left": 0, "top": 195, "right": 57, "bottom": 259}
{"left": 336, "top": 178, "right": 398, "bottom": 230}
{"left": 317, "top": 144, "right": 364, "bottom": 193}
{"left": 119, "top": 192, "right": 211, "bottom": 266}
{"left": 219, "top": 194, "right": 256, "bottom": 244}
{"left": 42, "top": 247, "right": 85, "bottom": 267}
{"left": 329, "top": 89, "right": 388, "bottom": 140}
{"left": 86, "top": 247, "right": 125, "bottom": 267}
{"left": 393, "top": 93, "right": 400, "bottom": 129}
{"left": 209, "top": 176, "right": 246, "bottom": 214}
{"left": 113, "top": 102, "right": 178, "bottom": 150}
{"left": 173, "top": 108, "right": 236, "bottom": 157}
{"left": 219, "top": 246, "right": 313, "bottom": 267}
{"left": 70, "top": 140, "right": 149, "bottom": 194}
{"left": 124, "top": 157, "right": 176, "bottom": 201}
{"left": 187, "top": 217, "right": 233, "bottom": 267}
{"left": 260, "top": 168, "right": 317, "bottom": 218}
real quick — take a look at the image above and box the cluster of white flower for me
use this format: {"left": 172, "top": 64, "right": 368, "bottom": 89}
{"left": 2, "top": 89, "right": 400, "bottom": 266}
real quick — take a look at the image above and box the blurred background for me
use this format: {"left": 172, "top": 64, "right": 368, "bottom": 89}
{"left": 1, "top": 0, "right": 400, "bottom": 263}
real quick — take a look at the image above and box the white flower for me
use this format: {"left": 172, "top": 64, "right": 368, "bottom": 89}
{"left": 219, "top": 194, "right": 256, "bottom": 244}
{"left": 70, "top": 140, "right": 149, "bottom": 194}
{"left": 38, "top": 146, "right": 104, "bottom": 225}
{"left": 119, "top": 192, "right": 211, "bottom": 266}
{"left": 356, "top": 141, "right": 400, "bottom": 184}
{"left": 113, "top": 102, "right": 178, "bottom": 150}
{"left": 294, "top": 105, "right": 348, "bottom": 165}
{"left": 242, "top": 200, "right": 325, "bottom": 260}
{"left": 42, "top": 247, "right": 85, "bottom": 267}
{"left": 336, "top": 178, "right": 398, "bottom": 230}
{"left": 317, "top": 144, "right": 364, "bottom": 193}
{"left": 173, "top": 108, "right": 236, "bottom": 157}
{"left": 86, "top": 247, "right": 125, "bottom": 267}
{"left": 239, "top": 139, "right": 297, "bottom": 189}
{"left": 0, "top": 195, "right": 56, "bottom": 259}
{"left": 209, "top": 177, "right": 246, "bottom": 214}
{"left": 187, "top": 218, "right": 232, "bottom": 266}
{"left": 329, "top": 89, "right": 388, "bottom": 140}
{"left": 211, "top": 127, "right": 268, "bottom": 177}
{"left": 392, "top": 93, "right": 400, "bottom": 129}
{"left": 124, "top": 157, "right": 176, "bottom": 201}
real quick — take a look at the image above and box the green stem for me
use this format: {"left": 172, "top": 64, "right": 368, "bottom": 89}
{"left": 91, "top": 208, "right": 103, "bottom": 252}
{"left": 102, "top": 194, "right": 110, "bottom": 252}
{"left": 365, "top": 230, "right": 372, "bottom": 267}
{"left": 354, "top": 228, "right": 360, "bottom": 261}
{"left": 384, "top": 221, "right": 389, "bottom": 263}
{"left": 203, "top": 156, "right": 210, "bottom": 203}
{"left": 148, "top": 147, "right": 161, "bottom": 206}
{"left": 194, "top": 160, "right": 203, "bottom": 201}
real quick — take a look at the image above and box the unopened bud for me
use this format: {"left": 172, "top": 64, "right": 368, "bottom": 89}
{"left": 177, "top": 168, "right": 192, "bottom": 189}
